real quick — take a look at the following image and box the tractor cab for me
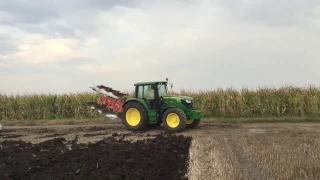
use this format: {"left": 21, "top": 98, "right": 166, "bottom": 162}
{"left": 134, "top": 81, "right": 168, "bottom": 110}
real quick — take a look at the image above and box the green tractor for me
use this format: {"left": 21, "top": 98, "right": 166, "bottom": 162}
{"left": 87, "top": 78, "right": 202, "bottom": 132}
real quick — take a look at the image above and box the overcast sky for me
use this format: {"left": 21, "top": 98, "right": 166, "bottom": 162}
{"left": 0, "top": 0, "right": 319, "bottom": 94}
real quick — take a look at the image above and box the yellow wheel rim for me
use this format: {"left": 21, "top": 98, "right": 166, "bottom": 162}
{"left": 126, "top": 108, "right": 141, "bottom": 126}
{"left": 186, "top": 120, "right": 194, "bottom": 124}
{"left": 166, "top": 113, "right": 180, "bottom": 128}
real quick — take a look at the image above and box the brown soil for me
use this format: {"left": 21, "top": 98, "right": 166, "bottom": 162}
{"left": 0, "top": 133, "right": 191, "bottom": 180}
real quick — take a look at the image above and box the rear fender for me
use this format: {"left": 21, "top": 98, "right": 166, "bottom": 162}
{"left": 122, "top": 98, "right": 149, "bottom": 110}
{"left": 122, "top": 98, "right": 159, "bottom": 121}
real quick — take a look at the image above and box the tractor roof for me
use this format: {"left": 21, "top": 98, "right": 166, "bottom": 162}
{"left": 134, "top": 81, "right": 167, "bottom": 86}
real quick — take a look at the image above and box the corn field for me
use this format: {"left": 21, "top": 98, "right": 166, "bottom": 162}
{"left": 0, "top": 85, "right": 320, "bottom": 121}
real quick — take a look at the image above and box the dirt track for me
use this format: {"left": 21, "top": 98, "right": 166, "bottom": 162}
{"left": 2, "top": 122, "right": 320, "bottom": 143}
{"left": 1, "top": 121, "right": 320, "bottom": 179}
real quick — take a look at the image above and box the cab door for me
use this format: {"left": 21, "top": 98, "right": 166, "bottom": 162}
{"left": 136, "top": 85, "right": 156, "bottom": 110}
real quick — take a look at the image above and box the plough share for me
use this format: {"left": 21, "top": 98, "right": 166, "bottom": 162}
{"left": 86, "top": 85, "right": 128, "bottom": 120}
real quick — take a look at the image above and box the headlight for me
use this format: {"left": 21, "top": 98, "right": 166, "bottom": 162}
{"left": 181, "top": 99, "right": 193, "bottom": 109}
{"left": 185, "top": 100, "right": 192, "bottom": 103}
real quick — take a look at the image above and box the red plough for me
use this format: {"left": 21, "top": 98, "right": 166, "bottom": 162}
{"left": 86, "top": 85, "right": 128, "bottom": 120}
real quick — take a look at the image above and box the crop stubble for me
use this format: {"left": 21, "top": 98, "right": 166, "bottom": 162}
{"left": 187, "top": 127, "right": 320, "bottom": 180}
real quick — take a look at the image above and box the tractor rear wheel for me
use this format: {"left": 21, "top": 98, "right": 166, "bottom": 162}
{"left": 162, "top": 108, "right": 186, "bottom": 132}
{"left": 121, "top": 101, "right": 149, "bottom": 131}
{"left": 186, "top": 119, "right": 200, "bottom": 128}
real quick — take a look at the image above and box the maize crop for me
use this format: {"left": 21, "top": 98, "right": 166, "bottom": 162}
{"left": 0, "top": 85, "right": 319, "bottom": 121}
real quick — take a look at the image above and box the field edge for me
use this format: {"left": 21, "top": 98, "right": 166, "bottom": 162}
{"left": 1, "top": 116, "right": 320, "bottom": 127}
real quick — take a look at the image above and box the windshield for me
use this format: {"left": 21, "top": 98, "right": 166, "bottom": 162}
{"left": 158, "top": 84, "right": 167, "bottom": 97}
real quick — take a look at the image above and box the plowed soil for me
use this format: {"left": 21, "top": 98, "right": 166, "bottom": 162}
{"left": 0, "top": 133, "right": 191, "bottom": 180}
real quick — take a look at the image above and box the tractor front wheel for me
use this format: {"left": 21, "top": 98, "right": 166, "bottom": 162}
{"left": 121, "top": 102, "right": 149, "bottom": 131}
{"left": 162, "top": 108, "right": 186, "bottom": 132}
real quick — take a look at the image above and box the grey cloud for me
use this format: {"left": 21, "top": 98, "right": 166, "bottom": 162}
{"left": 14, "top": 22, "right": 77, "bottom": 38}
{"left": 160, "top": 46, "right": 319, "bottom": 90}
{"left": 0, "top": 0, "right": 141, "bottom": 39}
{"left": 47, "top": 24, "right": 76, "bottom": 38}
{"left": 89, "top": 0, "right": 140, "bottom": 10}
{"left": 59, "top": 58, "right": 99, "bottom": 66}
{"left": 0, "top": 57, "right": 97, "bottom": 76}
{"left": 244, "top": 1, "right": 319, "bottom": 26}
{"left": 0, "top": 1, "right": 58, "bottom": 24}
{"left": 0, "top": 0, "right": 139, "bottom": 25}
{"left": 217, "top": 0, "right": 319, "bottom": 27}
{"left": 0, "top": 63, "right": 100, "bottom": 94}
{"left": 1, "top": 0, "right": 319, "bottom": 94}
{"left": 0, "top": 35, "right": 20, "bottom": 55}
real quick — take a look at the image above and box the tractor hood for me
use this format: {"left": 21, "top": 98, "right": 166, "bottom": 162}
{"left": 162, "top": 95, "right": 193, "bottom": 101}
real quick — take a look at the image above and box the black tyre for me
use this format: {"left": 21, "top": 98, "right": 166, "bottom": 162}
{"left": 186, "top": 119, "right": 200, "bottom": 128}
{"left": 121, "top": 101, "right": 149, "bottom": 131}
{"left": 162, "top": 107, "right": 186, "bottom": 132}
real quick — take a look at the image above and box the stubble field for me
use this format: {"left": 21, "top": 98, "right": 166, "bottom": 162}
{"left": 1, "top": 121, "right": 320, "bottom": 180}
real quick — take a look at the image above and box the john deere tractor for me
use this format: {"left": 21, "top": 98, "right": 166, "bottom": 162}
{"left": 87, "top": 78, "right": 202, "bottom": 132}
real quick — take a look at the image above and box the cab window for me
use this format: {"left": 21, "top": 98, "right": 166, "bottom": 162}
{"left": 137, "top": 85, "right": 144, "bottom": 98}
{"left": 143, "top": 85, "right": 154, "bottom": 99}
{"left": 158, "top": 84, "right": 167, "bottom": 97}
